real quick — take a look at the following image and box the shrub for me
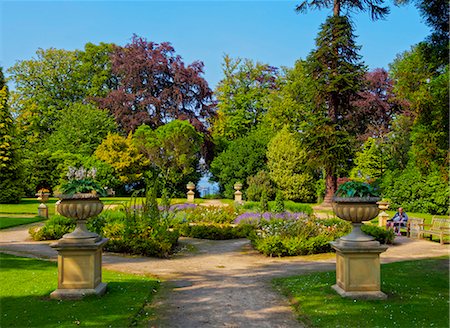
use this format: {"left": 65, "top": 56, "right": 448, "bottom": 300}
{"left": 273, "top": 191, "right": 285, "bottom": 213}
{"left": 249, "top": 217, "right": 351, "bottom": 257}
{"left": 246, "top": 170, "right": 275, "bottom": 201}
{"left": 361, "top": 223, "right": 395, "bottom": 244}
{"left": 240, "top": 201, "right": 313, "bottom": 215}
{"left": 29, "top": 215, "right": 75, "bottom": 240}
{"left": 179, "top": 223, "right": 254, "bottom": 240}
{"left": 381, "top": 167, "right": 449, "bottom": 215}
{"left": 174, "top": 205, "right": 242, "bottom": 224}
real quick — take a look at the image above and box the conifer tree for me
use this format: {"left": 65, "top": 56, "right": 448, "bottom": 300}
{"left": 0, "top": 67, "right": 24, "bottom": 203}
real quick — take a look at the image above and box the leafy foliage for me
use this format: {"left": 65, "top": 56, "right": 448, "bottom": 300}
{"left": 133, "top": 120, "right": 203, "bottom": 195}
{"left": 46, "top": 103, "right": 117, "bottom": 156}
{"left": 95, "top": 35, "right": 214, "bottom": 134}
{"left": 249, "top": 217, "right": 351, "bottom": 257}
{"left": 95, "top": 132, "right": 148, "bottom": 185}
{"left": 0, "top": 67, "right": 23, "bottom": 203}
{"left": 381, "top": 167, "right": 449, "bottom": 215}
{"left": 29, "top": 215, "right": 75, "bottom": 240}
{"left": 267, "top": 128, "right": 316, "bottom": 202}
{"left": 210, "top": 127, "right": 272, "bottom": 198}
{"left": 361, "top": 223, "right": 395, "bottom": 244}
{"left": 212, "top": 55, "right": 279, "bottom": 143}
{"left": 335, "top": 181, "right": 380, "bottom": 198}
{"left": 246, "top": 170, "right": 275, "bottom": 202}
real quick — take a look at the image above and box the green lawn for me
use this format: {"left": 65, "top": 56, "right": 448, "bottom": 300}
{"left": 0, "top": 253, "right": 159, "bottom": 327}
{"left": 274, "top": 257, "right": 449, "bottom": 328}
{"left": 0, "top": 216, "right": 45, "bottom": 229}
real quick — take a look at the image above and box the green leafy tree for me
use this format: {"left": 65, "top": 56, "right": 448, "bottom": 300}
{"left": 0, "top": 67, "right": 23, "bottom": 202}
{"left": 47, "top": 103, "right": 117, "bottom": 156}
{"left": 350, "top": 137, "right": 388, "bottom": 181}
{"left": 246, "top": 170, "right": 275, "bottom": 202}
{"left": 95, "top": 132, "right": 148, "bottom": 185}
{"left": 267, "top": 128, "right": 316, "bottom": 202}
{"left": 212, "top": 55, "right": 279, "bottom": 146}
{"left": 8, "top": 48, "right": 82, "bottom": 143}
{"left": 210, "top": 127, "right": 273, "bottom": 198}
{"left": 133, "top": 120, "right": 203, "bottom": 195}
{"left": 390, "top": 46, "right": 449, "bottom": 174}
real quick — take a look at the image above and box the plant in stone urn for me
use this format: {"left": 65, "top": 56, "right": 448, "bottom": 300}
{"left": 55, "top": 166, "right": 106, "bottom": 243}
{"left": 332, "top": 181, "right": 381, "bottom": 245}
{"left": 36, "top": 188, "right": 51, "bottom": 202}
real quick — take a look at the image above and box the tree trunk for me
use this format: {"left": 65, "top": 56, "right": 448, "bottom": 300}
{"left": 333, "top": 0, "right": 341, "bottom": 17}
{"left": 323, "top": 168, "right": 337, "bottom": 205}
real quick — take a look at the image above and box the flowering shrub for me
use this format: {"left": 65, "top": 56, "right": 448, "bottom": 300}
{"left": 234, "top": 211, "right": 309, "bottom": 225}
{"left": 57, "top": 166, "right": 106, "bottom": 196}
{"left": 249, "top": 217, "right": 352, "bottom": 257}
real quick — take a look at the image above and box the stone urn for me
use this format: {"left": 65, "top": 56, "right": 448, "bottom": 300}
{"left": 36, "top": 192, "right": 50, "bottom": 203}
{"left": 331, "top": 195, "right": 388, "bottom": 299}
{"left": 186, "top": 182, "right": 195, "bottom": 203}
{"left": 234, "top": 182, "right": 243, "bottom": 203}
{"left": 332, "top": 196, "right": 380, "bottom": 245}
{"left": 376, "top": 201, "right": 390, "bottom": 228}
{"left": 50, "top": 192, "right": 107, "bottom": 299}
{"left": 57, "top": 193, "right": 104, "bottom": 243}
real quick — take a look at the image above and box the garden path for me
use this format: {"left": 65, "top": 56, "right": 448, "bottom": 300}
{"left": 1, "top": 223, "right": 449, "bottom": 327}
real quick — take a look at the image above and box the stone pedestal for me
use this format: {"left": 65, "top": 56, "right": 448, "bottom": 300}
{"left": 50, "top": 238, "right": 108, "bottom": 299}
{"left": 38, "top": 203, "right": 48, "bottom": 219}
{"left": 331, "top": 236, "right": 388, "bottom": 299}
{"left": 187, "top": 190, "right": 195, "bottom": 203}
{"left": 378, "top": 211, "right": 389, "bottom": 228}
{"left": 234, "top": 190, "right": 242, "bottom": 203}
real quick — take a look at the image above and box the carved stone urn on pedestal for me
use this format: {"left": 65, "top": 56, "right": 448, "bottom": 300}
{"left": 234, "top": 182, "right": 243, "bottom": 203}
{"left": 331, "top": 182, "right": 388, "bottom": 300}
{"left": 186, "top": 182, "right": 195, "bottom": 203}
{"left": 50, "top": 193, "right": 108, "bottom": 299}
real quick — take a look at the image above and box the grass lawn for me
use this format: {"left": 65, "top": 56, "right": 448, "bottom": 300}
{"left": 0, "top": 253, "right": 159, "bottom": 327}
{"left": 273, "top": 257, "right": 449, "bottom": 328}
{"left": 0, "top": 216, "right": 45, "bottom": 229}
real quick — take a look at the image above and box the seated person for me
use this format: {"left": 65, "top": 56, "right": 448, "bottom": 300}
{"left": 386, "top": 207, "right": 408, "bottom": 235}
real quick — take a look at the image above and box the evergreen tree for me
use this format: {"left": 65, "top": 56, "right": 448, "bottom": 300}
{"left": 0, "top": 67, "right": 24, "bottom": 203}
{"left": 301, "top": 16, "right": 366, "bottom": 203}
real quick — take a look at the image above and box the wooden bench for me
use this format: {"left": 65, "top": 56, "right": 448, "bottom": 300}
{"left": 419, "top": 217, "right": 450, "bottom": 245}
{"left": 406, "top": 218, "right": 424, "bottom": 239}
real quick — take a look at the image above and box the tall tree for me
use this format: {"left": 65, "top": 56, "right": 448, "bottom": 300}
{"left": 294, "top": 0, "right": 390, "bottom": 203}
{"left": 46, "top": 103, "right": 117, "bottom": 156}
{"left": 212, "top": 55, "right": 279, "bottom": 145}
{"left": 0, "top": 67, "right": 23, "bottom": 203}
{"left": 133, "top": 120, "right": 203, "bottom": 195}
{"left": 303, "top": 16, "right": 366, "bottom": 203}
{"left": 296, "top": 0, "right": 389, "bottom": 19}
{"left": 95, "top": 35, "right": 215, "bottom": 134}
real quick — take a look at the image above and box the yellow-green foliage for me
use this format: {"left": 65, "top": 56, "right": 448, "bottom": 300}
{"left": 267, "top": 128, "right": 315, "bottom": 202}
{"left": 95, "top": 132, "right": 148, "bottom": 184}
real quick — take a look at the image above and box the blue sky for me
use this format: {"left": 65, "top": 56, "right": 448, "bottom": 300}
{"left": 2, "top": 1, "right": 429, "bottom": 89}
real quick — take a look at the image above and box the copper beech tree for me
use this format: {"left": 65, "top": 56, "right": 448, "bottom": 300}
{"left": 95, "top": 35, "right": 215, "bottom": 134}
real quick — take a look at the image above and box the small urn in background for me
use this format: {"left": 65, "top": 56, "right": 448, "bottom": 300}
{"left": 234, "top": 182, "right": 243, "bottom": 203}
{"left": 187, "top": 182, "right": 195, "bottom": 203}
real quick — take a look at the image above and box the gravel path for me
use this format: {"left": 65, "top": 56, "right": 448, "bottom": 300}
{"left": 1, "top": 224, "right": 449, "bottom": 327}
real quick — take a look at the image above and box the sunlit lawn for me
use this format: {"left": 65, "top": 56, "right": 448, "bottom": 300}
{"left": 274, "top": 257, "right": 449, "bottom": 328}
{"left": 0, "top": 216, "right": 45, "bottom": 229}
{"left": 0, "top": 253, "right": 159, "bottom": 327}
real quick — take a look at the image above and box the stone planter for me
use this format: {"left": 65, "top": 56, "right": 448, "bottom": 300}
{"left": 332, "top": 197, "right": 380, "bottom": 245}
{"left": 50, "top": 193, "right": 107, "bottom": 299}
{"left": 57, "top": 193, "right": 104, "bottom": 243}
{"left": 376, "top": 201, "right": 390, "bottom": 228}
{"left": 331, "top": 196, "right": 388, "bottom": 299}
{"left": 186, "top": 182, "right": 195, "bottom": 203}
{"left": 36, "top": 193, "right": 50, "bottom": 203}
{"left": 234, "top": 182, "right": 243, "bottom": 203}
